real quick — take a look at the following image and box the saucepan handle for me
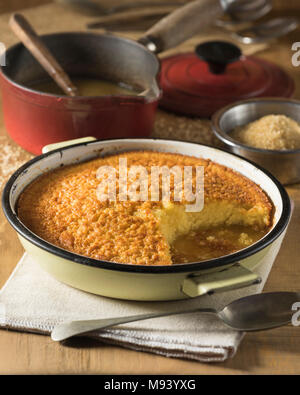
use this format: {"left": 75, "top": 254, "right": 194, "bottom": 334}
{"left": 182, "top": 263, "right": 262, "bottom": 297}
{"left": 42, "top": 136, "right": 97, "bottom": 154}
{"left": 138, "top": 0, "right": 227, "bottom": 54}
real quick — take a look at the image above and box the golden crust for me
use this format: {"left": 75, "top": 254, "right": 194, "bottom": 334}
{"left": 17, "top": 151, "right": 273, "bottom": 266}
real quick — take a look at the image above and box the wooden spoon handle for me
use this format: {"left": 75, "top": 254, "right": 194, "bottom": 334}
{"left": 9, "top": 13, "right": 79, "bottom": 97}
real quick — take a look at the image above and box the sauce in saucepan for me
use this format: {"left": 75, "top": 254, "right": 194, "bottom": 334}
{"left": 27, "top": 77, "right": 141, "bottom": 96}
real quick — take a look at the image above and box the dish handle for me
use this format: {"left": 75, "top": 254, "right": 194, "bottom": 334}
{"left": 182, "top": 263, "right": 261, "bottom": 297}
{"left": 42, "top": 136, "right": 97, "bottom": 154}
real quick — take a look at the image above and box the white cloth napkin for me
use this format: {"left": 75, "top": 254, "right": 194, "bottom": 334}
{"left": 0, "top": 230, "right": 284, "bottom": 363}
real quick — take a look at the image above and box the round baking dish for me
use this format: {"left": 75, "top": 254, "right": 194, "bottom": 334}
{"left": 2, "top": 138, "right": 291, "bottom": 301}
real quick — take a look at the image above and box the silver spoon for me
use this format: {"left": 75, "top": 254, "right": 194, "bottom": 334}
{"left": 51, "top": 292, "right": 300, "bottom": 342}
{"left": 225, "top": 0, "right": 272, "bottom": 22}
{"left": 232, "top": 17, "right": 299, "bottom": 44}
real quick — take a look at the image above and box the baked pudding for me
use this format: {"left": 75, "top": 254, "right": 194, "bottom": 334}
{"left": 17, "top": 151, "right": 273, "bottom": 265}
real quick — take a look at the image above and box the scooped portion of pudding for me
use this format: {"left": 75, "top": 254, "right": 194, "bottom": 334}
{"left": 17, "top": 151, "right": 273, "bottom": 265}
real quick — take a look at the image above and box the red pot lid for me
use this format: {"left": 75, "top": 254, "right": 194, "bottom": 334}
{"left": 159, "top": 41, "right": 294, "bottom": 117}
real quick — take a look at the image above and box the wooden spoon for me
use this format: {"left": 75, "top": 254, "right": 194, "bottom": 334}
{"left": 9, "top": 13, "right": 79, "bottom": 97}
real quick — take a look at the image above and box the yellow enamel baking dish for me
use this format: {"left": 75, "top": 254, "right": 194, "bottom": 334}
{"left": 2, "top": 138, "right": 291, "bottom": 301}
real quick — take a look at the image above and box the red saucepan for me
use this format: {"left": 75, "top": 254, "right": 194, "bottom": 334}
{"left": 0, "top": 0, "right": 258, "bottom": 154}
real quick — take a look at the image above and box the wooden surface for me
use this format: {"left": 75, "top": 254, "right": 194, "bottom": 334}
{"left": 0, "top": 0, "right": 300, "bottom": 375}
{"left": 0, "top": 0, "right": 52, "bottom": 14}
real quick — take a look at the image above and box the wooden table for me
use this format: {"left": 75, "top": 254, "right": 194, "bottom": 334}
{"left": 0, "top": 1, "right": 300, "bottom": 375}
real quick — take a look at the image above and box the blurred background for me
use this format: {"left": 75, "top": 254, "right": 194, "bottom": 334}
{"left": 0, "top": 0, "right": 299, "bottom": 14}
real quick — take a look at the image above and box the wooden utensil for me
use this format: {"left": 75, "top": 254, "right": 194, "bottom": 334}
{"left": 86, "top": 6, "right": 178, "bottom": 29}
{"left": 56, "top": 0, "right": 186, "bottom": 16}
{"left": 9, "top": 13, "right": 79, "bottom": 97}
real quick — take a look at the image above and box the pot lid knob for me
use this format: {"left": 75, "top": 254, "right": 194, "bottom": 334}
{"left": 195, "top": 41, "right": 242, "bottom": 74}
